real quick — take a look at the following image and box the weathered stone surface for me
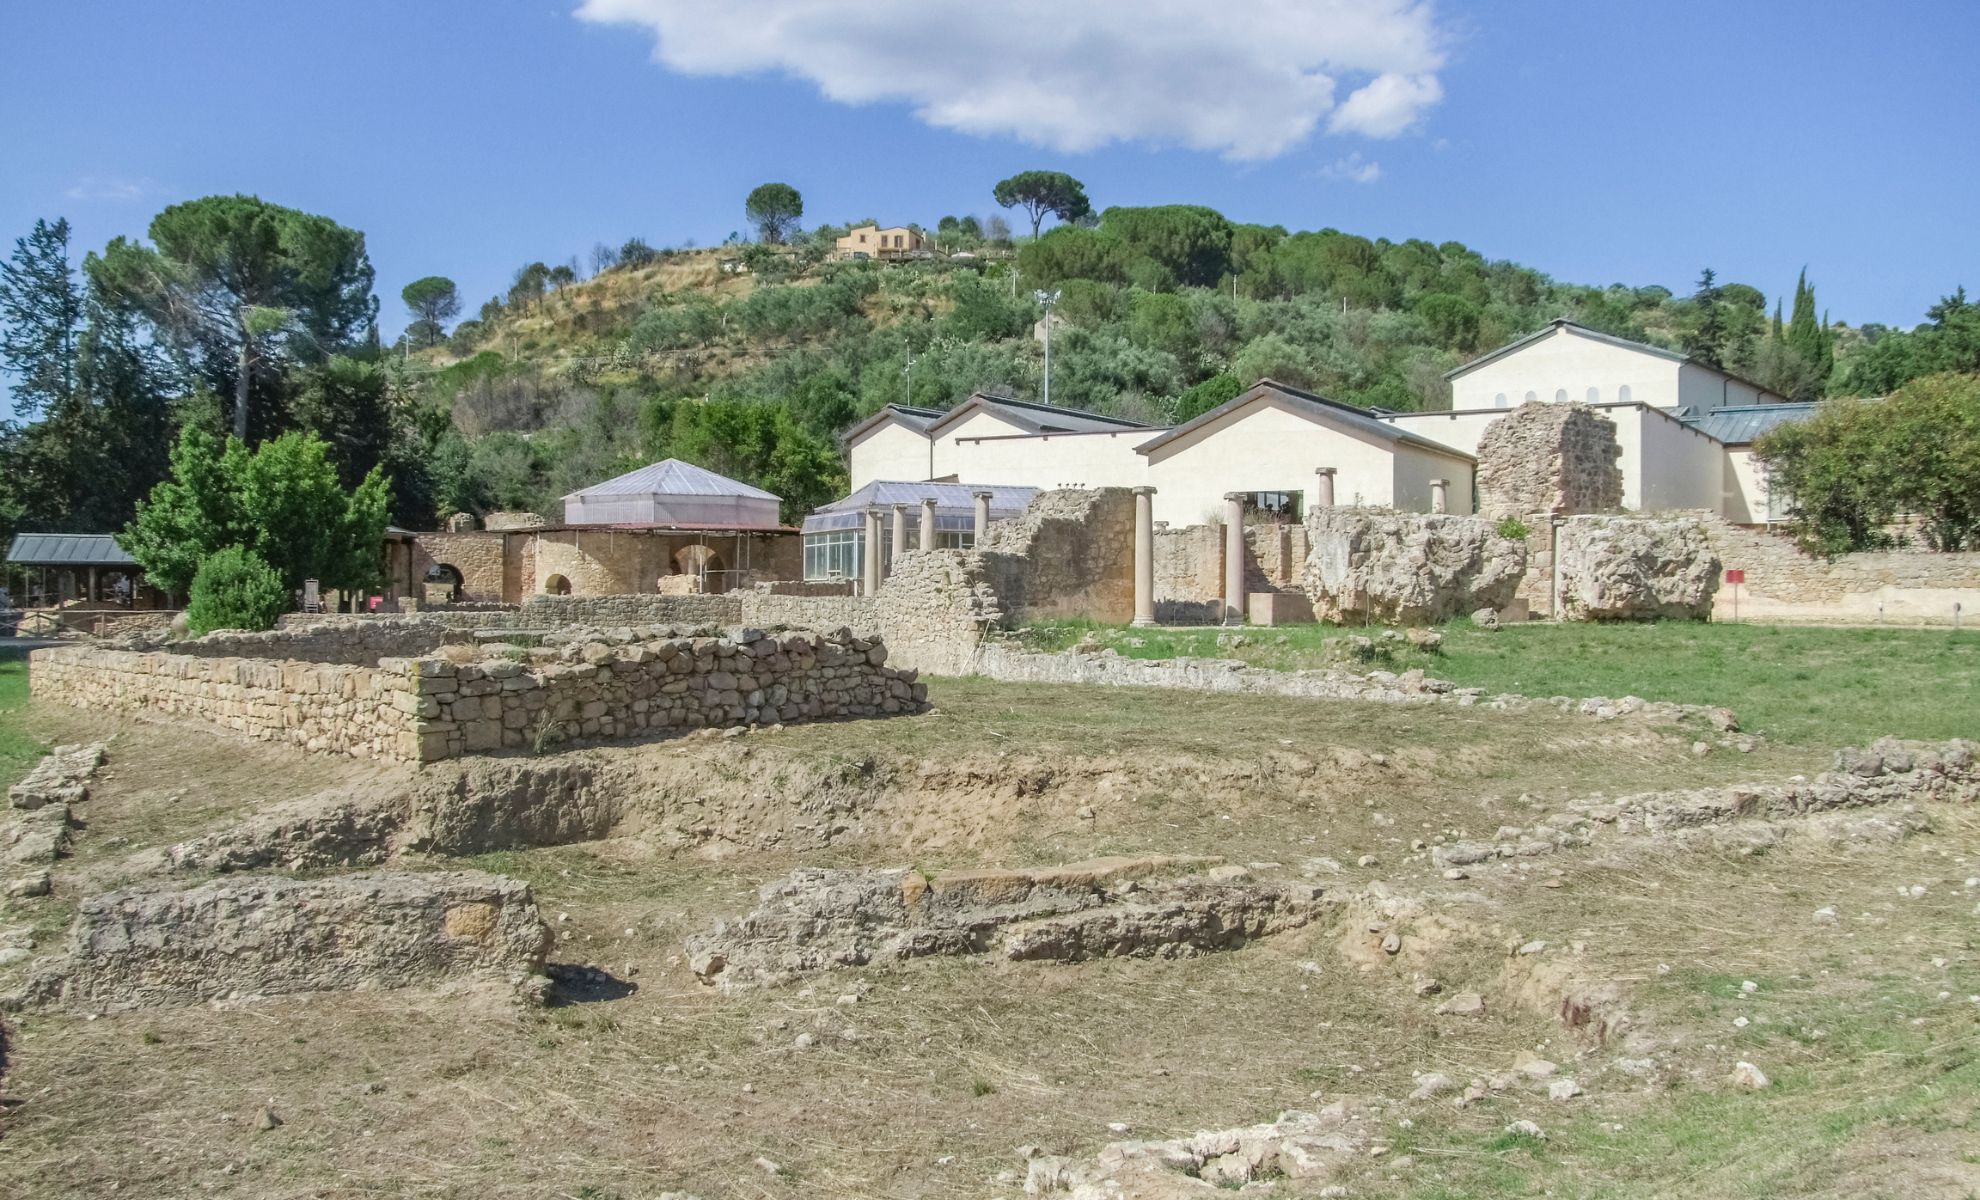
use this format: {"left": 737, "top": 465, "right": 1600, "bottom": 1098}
{"left": 1302, "top": 508, "right": 1527, "bottom": 625}
{"left": 1555, "top": 515, "right": 1720, "bottom": 621}
{"left": 17, "top": 870, "right": 550, "bottom": 1009}
{"left": 2, "top": 802, "right": 74, "bottom": 898}
{"left": 1477, "top": 402, "right": 1623, "bottom": 519}
{"left": 687, "top": 858, "right": 1326, "bottom": 990}
{"left": 8, "top": 742, "right": 106, "bottom": 811}
{"left": 1024, "top": 1104, "right": 1373, "bottom": 1196}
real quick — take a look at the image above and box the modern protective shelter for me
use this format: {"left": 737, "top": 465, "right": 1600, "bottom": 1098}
{"left": 800, "top": 480, "right": 1037, "bottom": 581}
{"left": 562, "top": 459, "right": 782, "bottom": 528}
{"left": 3, "top": 533, "right": 155, "bottom": 609}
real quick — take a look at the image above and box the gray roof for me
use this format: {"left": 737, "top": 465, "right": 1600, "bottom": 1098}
{"left": 1135, "top": 379, "right": 1475, "bottom": 462}
{"left": 1681, "top": 402, "right": 1820, "bottom": 445}
{"left": 6, "top": 533, "right": 139, "bottom": 567}
{"left": 926, "top": 393, "right": 1156, "bottom": 439}
{"left": 562, "top": 458, "right": 779, "bottom": 502}
{"left": 802, "top": 480, "right": 1039, "bottom": 534}
{"left": 842, "top": 403, "right": 946, "bottom": 444}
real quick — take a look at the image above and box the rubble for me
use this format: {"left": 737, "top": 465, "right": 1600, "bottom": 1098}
{"left": 687, "top": 858, "right": 1328, "bottom": 990}
{"left": 1023, "top": 1104, "right": 1375, "bottom": 1197}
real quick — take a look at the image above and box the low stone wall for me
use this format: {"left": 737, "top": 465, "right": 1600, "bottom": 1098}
{"left": 1153, "top": 523, "right": 1310, "bottom": 625}
{"left": 30, "top": 645, "right": 418, "bottom": 758}
{"left": 977, "top": 488, "right": 1135, "bottom": 624}
{"left": 407, "top": 626, "right": 925, "bottom": 760}
{"left": 183, "top": 618, "right": 452, "bottom": 665}
{"left": 1702, "top": 516, "right": 1980, "bottom": 625}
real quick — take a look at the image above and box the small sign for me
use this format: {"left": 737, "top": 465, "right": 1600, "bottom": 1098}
{"left": 1724, "top": 569, "right": 1746, "bottom": 585}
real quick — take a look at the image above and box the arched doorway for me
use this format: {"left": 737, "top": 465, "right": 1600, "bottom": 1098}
{"left": 544, "top": 574, "right": 572, "bottom": 596}
{"left": 672, "top": 546, "right": 728, "bottom": 594}
{"left": 424, "top": 563, "right": 464, "bottom": 603}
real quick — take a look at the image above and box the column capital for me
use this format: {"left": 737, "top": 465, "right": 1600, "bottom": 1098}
{"left": 890, "top": 502, "right": 907, "bottom": 513}
{"left": 1223, "top": 491, "right": 1249, "bottom": 503}
{"left": 1131, "top": 485, "right": 1157, "bottom": 496}
{"left": 1430, "top": 477, "right": 1450, "bottom": 487}
{"left": 1314, "top": 466, "right": 1337, "bottom": 477}
{"left": 972, "top": 489, "right": 994, "bottom": 500}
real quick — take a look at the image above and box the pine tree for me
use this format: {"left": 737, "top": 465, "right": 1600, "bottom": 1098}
{"left": 1684, "top": 268, "right": 1727, "bottom": 369}
{"left": 0, "top": 217, "right": 82, "bottom": 419}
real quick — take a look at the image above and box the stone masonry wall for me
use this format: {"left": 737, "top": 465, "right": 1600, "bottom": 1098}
{"left": 1153, "top": 522, "right": 1310, "bottom": 624}
{"left": 976, "top": 488, "right": 1135, "bottom": 624}
{"left": 29, "top": 646, "right": 419, "bottom": 758}
{"left": 1700, "top": 514, "right": 1980, "bottom": 624}
{"left": 183, "top": 619, "right": 452, "bottom": 665}
{"left": 1476, "top": 402, "right": 1622, "bottom": 519}
{"left": 405, "top": 627, "right": 925, "bottom": 761}
{"left": 412, "top": 532, "right": 510, "bottom": 602}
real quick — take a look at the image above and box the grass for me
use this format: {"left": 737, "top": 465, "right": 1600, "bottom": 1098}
{"left": 0, "top": 644, "right": 46, "bottom": 790}
{"left": 1014, "top": 619, "right": 1980, "bottom": 746}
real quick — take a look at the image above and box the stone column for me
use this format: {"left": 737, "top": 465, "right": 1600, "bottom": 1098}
{"left": 1313, "top": 467, "right": 1336, "bottom": 510}
{"left": 1131, "top": 486, "right": 1157, "bottom": 628}
{"left": 1223, "top": 492, "right": 1247, "bottom": 626}
{"left": 919, "top": 497, "right": 938, "bottom": 552}
{"left": 889, "top": 503, "right": 908, "bottom": 575}
{"left": 972, "top": 490, "right": 993, "bottom": 541}
{"left": 862, "top": 508, "right": 883, "bottom": 596}
{"left": 1430, "top": 478, "right": 1450, "bottom": 515}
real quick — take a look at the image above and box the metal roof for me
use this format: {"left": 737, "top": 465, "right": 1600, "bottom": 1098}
{"left": 561, "top": 458, "right": 779, "bottom": 502}
{"left": 5, "top": 533, "right": 139, "bottom": 567}
{"left": 841, "top": 403, "right": 947, "bottom": 445}
{"left": 1136, "top": 379, "right": 1475, "bottom": 462}
{"left": 924, "top": 393, "right": 1156, "bottom": 439}
{"left": 1680, "top": 402, "right": 1820, "bottom": 445}
{"left": 801, "top": 480, "right": 1039, "bottom": 534}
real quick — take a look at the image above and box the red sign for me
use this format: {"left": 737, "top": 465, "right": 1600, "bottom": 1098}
{"left": 1725, "top": 569, "right": 1746, "bottom": 584}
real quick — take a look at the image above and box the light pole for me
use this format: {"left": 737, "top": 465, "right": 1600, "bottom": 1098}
{"left": 904, "top": 348, "right": 913, "bottom": 406}
{"left": 1034, "top": 288, "right": 1061, "bottom": 407}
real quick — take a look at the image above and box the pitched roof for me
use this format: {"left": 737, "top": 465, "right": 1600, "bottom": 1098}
{"left": 6, "top": 533, "right": 138, "bottom": 567}
{"left": 562, "top": 458, "right": 779, "bottom": 502}
{"left": 1445, "top": 318, "right": 1788, "bottom": 401}
{"left": 801, "top": 480, "right": 1039, "bottom": 534}
{"left": 841, "top": 403, "right": 946, "bottom": 445}
{"left": 1134, "top": 379, "right": 1475, "bottom": 462}
{"left": 925, "top": 393, "right": 1156, "bottom": 439}
{"left": 1681, "top": 402, "right": 1821, "bottom": 445}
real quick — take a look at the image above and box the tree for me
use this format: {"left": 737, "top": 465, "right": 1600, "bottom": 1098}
{"left": 619, "top": 238, "right": 658, "bottom": 268}
{"left": 507, "top": 262, "right": 549, "bottom": 311}
{"left": 992, "top": 171, "right": 1092, "bottom": 241}
{"left": 0, "top": 217, "right": 82, "bottom": 418}
{"left": 122, "top": 426, "right": 390, "bottom": 598}
{"left": 745, "top": 183, "right": 804, "bottom": 244}
{"left": 400, "top": 275, "right": 461, "bottom": 348}
{"left": 1683, "top": 268, "right": 1727, "bottom": 370}
{"left": 185, "top": 545, "right": 289, "bottom": 635}
{"left": 86, "top": 195, "right": 376, "bottom": 442}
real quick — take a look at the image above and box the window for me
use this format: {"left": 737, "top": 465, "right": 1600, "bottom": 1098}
{"left": 937, "top": 529, "right": 974, "bottom": 550}
{"left": 1554, "top": 388, "right": 1569, "bottom": 403}
{"left": 1494, "top": 392, "right": 1508, "bottom": 408}
{"left": 1618, "top": 384, "right": 1632, "bottom": 403}
{"left": 1524, "top": 390, "right": 1537, "bottom": 404}
{"left": 1586, "top": 386, "right": 1600, "bottom": 403}
{"left": 1239, "top": 491, "right": 1303, "bottom": 522}
{"left": 803, "top": 530, "right": 863, "bottom": 580}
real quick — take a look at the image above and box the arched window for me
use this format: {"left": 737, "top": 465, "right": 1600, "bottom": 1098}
{"left": 1494, "top": 392, "right": 1508, "bottom": 408}
{"left": 424, "top": 563, "right": 464, "bottom": 603}
{"left": 544, "top": 574, "right": 572, "bottom": 596}
{"left": 1554, "top": 388, "right": 1569, "bottom": 403}
{"left": 1524, "top": 390, "right": 1537, "bottom": 404}
{"left": 1618, "top": 384, "right": 1632, "bottom": 403}
{"left": 1586, "top": 386, "right": 1600, "bottom": 403}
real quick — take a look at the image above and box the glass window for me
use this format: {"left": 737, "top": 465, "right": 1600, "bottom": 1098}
{"left": 1554, "top": 388, "right": 1569, "bottom": 402}
{"left": 1494, "top": 392, "right": 1508, "bottom": 408}
{"left": 803, "top": 530, "right": 863, "bottom": 580}
{"left": 1618, "top": 384, "right": 1632, "bottom": 403}
{"left": 1524, "top": 390, "right": 1537, "bottom": 403}
{"left": 1586, "top": 386, "right": 1600, "bottom": 403}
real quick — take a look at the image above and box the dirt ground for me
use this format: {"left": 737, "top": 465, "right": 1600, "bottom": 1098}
{"left": 0, "top": 678, "right": 1974, "bottom": 1199}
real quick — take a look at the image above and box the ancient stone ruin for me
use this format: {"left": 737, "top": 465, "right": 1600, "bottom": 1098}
{"left": 687, "top": 856, "right": 1325, "bottom": 990}
{"left": 1555, "top": 515, "right": 1720, "bottom": 621}
{"left": 15, "top": 869, "right": 551, "bottom": 1010}
{"left": 1476, "top": 401, "right": 1623, "bottom": 519}
{"left": 1024, "top": 1104, "right": 1376, "bottom": 1196}
{"left": 1302, "top": 508, "right": 1527, "bottom": 624}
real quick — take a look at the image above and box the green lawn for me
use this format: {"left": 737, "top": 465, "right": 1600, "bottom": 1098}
{"left": 0, "top": 645, "right": 46, "bottom": 791}
{"left": 1015, "top": 619, "right": 1980, "bottom": 747}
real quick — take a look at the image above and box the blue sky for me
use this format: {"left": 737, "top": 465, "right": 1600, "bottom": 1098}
{"left": 3, "top": 0, "right": 1976, "bottom": 419}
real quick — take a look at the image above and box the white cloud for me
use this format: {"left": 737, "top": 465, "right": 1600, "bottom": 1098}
{"left": 1327, "top": 72, "right": 1443, "bottom": 137}
{"left": 575, "top": 0, "right": 1448, "bottom": 160}
{"left": 1320, "top": 153, "right": 1382, "bottom": 184}
{"left": 64, "top": 176, "right": 152, "bottom": 202}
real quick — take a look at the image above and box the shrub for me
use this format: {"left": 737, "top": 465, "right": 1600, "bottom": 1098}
{"left": 185, "top": 546, "right": 288, "bottom": 636}
{"left": 1496, "top": 516, "right": 1532, "bottom": 540}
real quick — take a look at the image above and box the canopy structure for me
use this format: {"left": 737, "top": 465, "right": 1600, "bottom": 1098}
{"left": 801, "top": 481, "right": 1039, "bottom": 535}
{"left": 562, "top": 459, "right": 782, "bottom": 528}
{"left": 5, "top": 534, "right": 138, "bottom": 568}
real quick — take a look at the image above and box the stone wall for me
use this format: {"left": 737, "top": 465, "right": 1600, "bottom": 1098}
{"left": 1302, "top": 508, "right": 1528, "bottom": 624}
{"left": 977, "top": 488, "right": 1136, "bottom": 624}
{"left": 193, "top": 618, "right": 453, "bottom": 665}
{"left": 407, "top": 627, "right": 925, "bottom": 760}
{"left": 29, "top": 645, "right": 419, "bottom": 758}
{"left": 1701, "top": 515, "right": 1980, "bottom": 624}
{"left": 1476, "top": 402, "right": 1623, "bottom": 519}
{"left": 412, "top": 531, "right": 510, "bottom": 602}
{"left": 483, "top": 511, "right": 547, "bottom": 531}
{"left": 1153, "top": 522, "right": 1310, "bottom": 624}
{"left": 1555, "top": 515, "right": 1719, "bottom": 620}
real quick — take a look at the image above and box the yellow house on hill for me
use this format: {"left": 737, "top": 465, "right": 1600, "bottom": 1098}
{"left": 834, "top": 225, "right": 926, "bottom": 260}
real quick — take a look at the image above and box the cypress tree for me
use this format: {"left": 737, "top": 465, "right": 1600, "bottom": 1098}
{"left": 1787, "top": 268, "right": 1822, "bottom": 364}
